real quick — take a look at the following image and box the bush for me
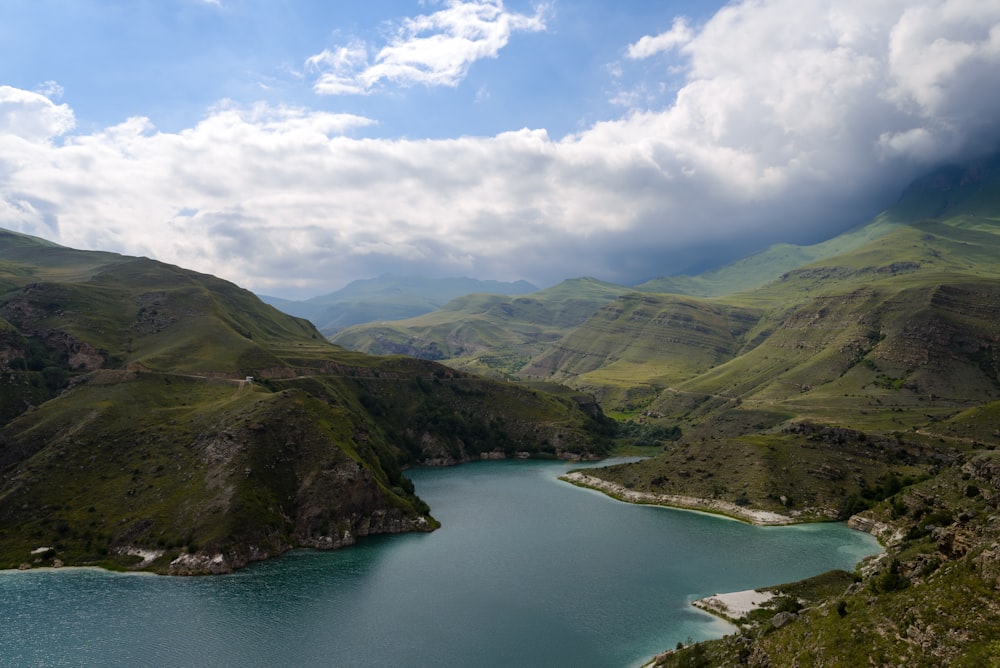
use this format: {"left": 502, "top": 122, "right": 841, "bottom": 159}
{"left": 874, "top": 559, "right": 908, "bottom": 593}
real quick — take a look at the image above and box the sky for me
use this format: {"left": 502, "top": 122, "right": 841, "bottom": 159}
{"left": 1, "top": 1, "right": 999, "bottom": 299}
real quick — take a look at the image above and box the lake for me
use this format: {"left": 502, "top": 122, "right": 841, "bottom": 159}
{"left": 0, "top": 459, "right": 880, "bottom": 667}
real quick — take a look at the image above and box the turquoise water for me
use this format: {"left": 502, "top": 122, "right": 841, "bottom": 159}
{"left": 0, "top": 459, "right": 880, "bottom": 667}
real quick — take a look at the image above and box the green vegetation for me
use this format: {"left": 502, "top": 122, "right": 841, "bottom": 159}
{"left": 656, "top": 456, "right": 1000, "bottom": 667}
{"left": 330, "top": 277, "right": 627, "bottom": 379}
{"left": 0, "top": 229, "right": 609, "bottom": 574}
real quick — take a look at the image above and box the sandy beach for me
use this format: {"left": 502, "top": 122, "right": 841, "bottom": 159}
{"left": 692, "top": 589, "right": 776, "bottom": 621}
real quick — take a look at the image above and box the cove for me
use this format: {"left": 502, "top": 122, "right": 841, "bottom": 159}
{"left": 0, "top": 459, "right": 880, "bottom": 667}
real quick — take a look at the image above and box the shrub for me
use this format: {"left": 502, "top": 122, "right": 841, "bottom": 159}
{"left": 874, "top": 559, "right": 908, "bottom": 593}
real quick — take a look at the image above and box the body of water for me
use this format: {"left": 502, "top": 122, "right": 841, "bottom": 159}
{"left": 1, "top": 459, "right": 880, "bottom": 667}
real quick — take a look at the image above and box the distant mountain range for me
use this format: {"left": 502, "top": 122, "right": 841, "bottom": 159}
{"left": 260, "top": 275, "right": 537, "bottom": 335}
{"left": 331, "top": 153, "right": 1000, "bottom": 411}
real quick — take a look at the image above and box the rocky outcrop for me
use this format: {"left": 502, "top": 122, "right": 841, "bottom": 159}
{"left": 293, "top": 460, "right": 435, "bottom": 550}
{"left": 848, "top": 514, "right": 905, "bottom": 546}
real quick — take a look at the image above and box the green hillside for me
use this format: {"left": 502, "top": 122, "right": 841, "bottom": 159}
{"left": 331, "top": 157, "right": 1000, "bottom": 391}
{"left": 0, "top": 230, "right": 610, "bottom": 574}
{"left": 522, "top": 292, "right": 763, "bottom": 408}
{"left": 331, "top": 277, "right": 626, "bottom": 379}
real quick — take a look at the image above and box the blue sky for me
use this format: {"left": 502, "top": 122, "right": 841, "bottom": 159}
{"left": 2, "top": 0, "right": 999, "bottom": 298}
{"left": 1, "top": 0, "right": 714, "bottom": 138}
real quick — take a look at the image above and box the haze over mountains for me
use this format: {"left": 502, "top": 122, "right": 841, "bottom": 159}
{"left": 260, "top": 275, "right": 536, "bottom": 335}
{"left": 317, "top": 154, "right": 1000, "bottom": 391}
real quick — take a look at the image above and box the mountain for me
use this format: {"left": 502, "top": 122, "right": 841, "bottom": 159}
{"left": 261, "top": 274, "right": 537, "bottom": 335}
{"left": 557, "top": 160, "right": 1000, "bottom": 665}
{"left": 334, "top": 155, "right": 1000, "bottom": 664}
{"left": 0, "top": 230, "right": 610, "bottom": 574}
{"left": 528, "top": 217, "right": 1000, "bottom": 415}
{"left": 330, "top": 277, "right": 627, "bottom": 379}
{"left": 334, "top": 155, "right": 1000, "bottom": 382}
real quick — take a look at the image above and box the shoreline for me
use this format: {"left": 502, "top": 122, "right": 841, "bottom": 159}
{"left": 690, "top": 589, "right": 776, "bottom": 622}
{"left": 641, "top": 590, "right": 775, "bottom": 668}
{"left": 563, "top": 470, "right": 889, "bottom": 668}
{"left": 560, "top": 471, "right": 799, "bottom": 526}
{"left": 0, "top": 565, "right": 152, "bottom": 576}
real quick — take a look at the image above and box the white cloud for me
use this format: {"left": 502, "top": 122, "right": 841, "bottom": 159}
{"left": 0, "top": 86, "right": 75, "bottom": 142}
{"left": 2, "top": 0, "right": 1000, "bottom": 297}
{"left": 626, "top": 17, "right": 693, "bottom": 60}
{"left": 308, "top": 0, "right": 547, "bottom": 95}
{"left": 306, "top": 42, "right": 372, "bottom": 95}
{"left": 33, "top": 80, "right": 65, "bottom": 100}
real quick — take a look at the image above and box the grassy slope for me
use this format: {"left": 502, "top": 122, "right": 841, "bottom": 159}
{"left": 635, "top": 212, "right": 902, "bottom": 297}
{"left": 330, "top": 277, "right": 626, "bottom": 379}
{"left": 530, "top": 217, "right": 1000, "bottom": 423}
{"left": 0, "top": 230, "right": 610, "bottom": 573}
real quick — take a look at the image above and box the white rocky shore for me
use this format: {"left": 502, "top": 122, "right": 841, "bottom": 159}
{"left": 560, "top": 472, "right": 797, "bottom": 525}
{"left": 692, "top": 589, "right": 776, "bottom": 621}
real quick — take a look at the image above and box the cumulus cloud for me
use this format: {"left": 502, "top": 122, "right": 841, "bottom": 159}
{"left": 2, "top": 0, "right": 1000, "bottom": 297}
{"left": 626, "top": 17, "right": 693, "bottom": 60}
{"left": 307, "top": 0, "right": 547, "bottom": 95}
{"left": 0, "top": 86, "right": 75, "bottom": 142}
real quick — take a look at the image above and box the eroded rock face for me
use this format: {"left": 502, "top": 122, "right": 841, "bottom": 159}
{"left": 293, "top": 460, "right": 433, "bottom": 550}
{"left": 169, "top": 552, "right": 232, "bottom": 575}
{"left": 848, "top": 514, "right": 905, "bottom": 546}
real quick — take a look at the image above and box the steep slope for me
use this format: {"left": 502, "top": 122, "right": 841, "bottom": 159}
{"left": 650, "top": 220, "right": 1000, "bottom": 427}
{"left": 0, "top": 230, "right": 610, "bottom": 574}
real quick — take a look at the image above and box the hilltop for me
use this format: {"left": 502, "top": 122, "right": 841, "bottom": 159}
{"left": 0, "top": 230, "right": 610, "bottom": 574}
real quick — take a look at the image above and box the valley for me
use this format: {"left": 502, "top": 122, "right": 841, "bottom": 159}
{"left": 2, "top": 155, "right": 999, "bottom": 664}
{"left": 324, "top": 155, "right": 1000, "bottom": 665}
